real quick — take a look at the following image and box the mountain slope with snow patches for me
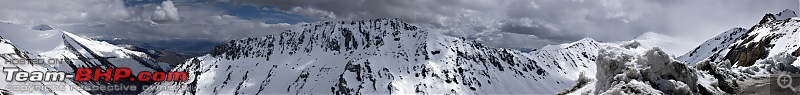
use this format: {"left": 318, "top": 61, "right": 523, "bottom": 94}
{"left": 677, "top": 28, "right": 748, "bottom": 65}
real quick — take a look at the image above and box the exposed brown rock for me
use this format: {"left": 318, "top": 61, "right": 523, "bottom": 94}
{"left": 727, "top": 34, "right": 775, "bottom": 67}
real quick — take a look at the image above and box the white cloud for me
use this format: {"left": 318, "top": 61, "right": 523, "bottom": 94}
{"left": 151, "top": 0, "right": 181, "bottom": 23}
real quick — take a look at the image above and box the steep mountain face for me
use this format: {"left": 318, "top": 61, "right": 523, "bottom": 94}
{"left": 0, "top": 23, "right": 170, "bottom": 94}
{"left": 679, "top": 10, "right": 799, "bottom": 66}
{"left": 678, "top": 28, "right": 748, "bottom": 64}
{"left": 142, "top": 18, "right": 606, "bottom": 94}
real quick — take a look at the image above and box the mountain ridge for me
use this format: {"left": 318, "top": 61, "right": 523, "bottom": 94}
{"left": 143, "top": 18, "right": 604, "bottom": 94}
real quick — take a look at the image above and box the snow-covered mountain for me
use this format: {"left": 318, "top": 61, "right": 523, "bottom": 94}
{"left": 0, "top": 23, "right": 171, "bottom": 94}
{"left": 141, "top": 18, "right": 611, "bottom": 94}
{"left": 684, "top": 9, "right": 800, "bottom": 94}
{"left": 679, "top": 9, "right": 799, "bottom": 66}
{"left": 572, "top": 9, "right": 800, "bottom": 94}
{"left": 143, "top": 9, "right": 800, "bottom": 94}
{"left": 559, "top": 10, "right": 799, "bottom": 93}
{"left": 1, "top": 8, "right": 796, "bottom": 94}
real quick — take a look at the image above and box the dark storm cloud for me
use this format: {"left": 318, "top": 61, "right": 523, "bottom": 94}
{"left": 499, "top": 22, "right": 576, "bottom": 41}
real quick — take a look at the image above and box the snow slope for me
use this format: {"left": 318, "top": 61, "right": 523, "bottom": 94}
{"left": 0, "top": 32, "right": 91, "bottom": 95}
{"left": 0, "top": 23, "right": 171, "bottom": 94}
{"left": 142, "top": 18, "right": 608, "bottom": 94}
{"left": 0, "top": 23, "right": 170, "bottom": 75}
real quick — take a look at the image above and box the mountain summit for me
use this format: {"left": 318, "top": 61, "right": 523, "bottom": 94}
{"left": 776, "top": 9, "right": 798, "bottom": 20}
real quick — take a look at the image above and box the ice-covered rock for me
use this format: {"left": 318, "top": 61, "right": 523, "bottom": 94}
{"left": 595, "top": 46, "right": 698, "bottom": 94}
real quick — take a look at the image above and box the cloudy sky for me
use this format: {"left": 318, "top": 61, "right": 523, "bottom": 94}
{"left": 0, "top": 0, "right": 797, "bottom": 55}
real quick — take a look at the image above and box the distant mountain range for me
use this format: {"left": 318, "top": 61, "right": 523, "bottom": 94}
{"left": 0, "top": 9, "right": 797, "bottom": 94}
